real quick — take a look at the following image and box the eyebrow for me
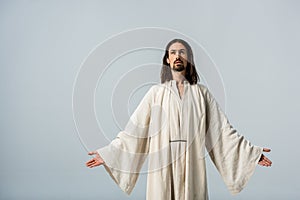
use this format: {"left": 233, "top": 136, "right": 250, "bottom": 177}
{"left": 169, "top": 49, "right": 186, "bottom": 51}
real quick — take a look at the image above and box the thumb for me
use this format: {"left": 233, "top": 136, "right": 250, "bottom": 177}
{"left": 263, "top": 148, "right": 271, "bottom": 152}
{"left": 88, "top": 151, "right": 96, "bottom": 155}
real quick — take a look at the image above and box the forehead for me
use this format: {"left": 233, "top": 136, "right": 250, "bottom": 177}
{"left": 168, "top": 42, "right": 187, "bottom": 51}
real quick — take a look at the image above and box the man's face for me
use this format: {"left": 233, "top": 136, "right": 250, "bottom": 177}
{"left": 167, "top": 42, "right": 188, "bottom": 72}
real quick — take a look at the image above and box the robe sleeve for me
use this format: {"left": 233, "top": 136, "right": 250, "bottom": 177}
{"left": 96, "top": 86, "right": 154, "bottom": 195}
{"left": 203, "top": 87, "right": 263, "bottom": 194}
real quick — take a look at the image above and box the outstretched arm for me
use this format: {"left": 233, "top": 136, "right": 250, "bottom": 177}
{"left": 258, "top": 148, "right": 272, "bottom": 167}
{"left": 86, "top": 151, "right": 104, "bottom": 168}
{"left": 202, "top": 85, "right": 272, "bottom": 194}
{"left": 83, "top": 86, "right": 155, "bottom": 195}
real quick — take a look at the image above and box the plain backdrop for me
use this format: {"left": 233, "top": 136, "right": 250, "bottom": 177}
{"left": 1, "top": 0, "right": 299, "bottom": 199}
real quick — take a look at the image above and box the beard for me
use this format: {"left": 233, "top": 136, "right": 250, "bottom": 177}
{"left": 171, "top": 58, "right": 186, "bottom": 72}
{"left": 172, "top": 63, "right": 185, "bottom": 72}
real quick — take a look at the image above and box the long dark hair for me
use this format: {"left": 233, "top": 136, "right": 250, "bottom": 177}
{"left": 160, "top": 39, "right": 199, "bottom": 85}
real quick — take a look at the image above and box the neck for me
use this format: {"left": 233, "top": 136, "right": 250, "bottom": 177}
{"left": 171, "top": 70, "right": 186, "bottom": 84}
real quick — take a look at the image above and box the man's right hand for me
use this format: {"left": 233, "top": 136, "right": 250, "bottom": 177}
{"left": 86, "top": 151, "right": 104, "bottom": 168}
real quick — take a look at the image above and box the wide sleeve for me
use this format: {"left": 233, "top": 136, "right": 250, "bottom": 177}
{"left": 203, "top": 87, "right": 263, "bottom": 194}
{"left": 96, "top": 86, "right": 154, "bottom": 195}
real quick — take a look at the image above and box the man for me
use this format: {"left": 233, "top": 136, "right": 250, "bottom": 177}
{"left": 86, "top": 39, "right": 272, "bottom": 200}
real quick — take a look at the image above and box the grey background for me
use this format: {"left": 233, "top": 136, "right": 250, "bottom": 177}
{"left": 1, "top": 0, "right": 299, "bottom": 199}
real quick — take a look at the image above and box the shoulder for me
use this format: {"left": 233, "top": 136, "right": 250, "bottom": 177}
{"left": 142, "top": 83, "right": 166, "bottom": 100}
{"left": 192, "top": 83, "right": 210, "bottom": 96}
{"left": 192, "top": 83, "right": 216, "bottom": 103}
{"left": 147, "top": 83, "right": 164, "bottom": 94}
{"left": 195, "top": 83, "right": 209, "bottom": 92}
{"left": 148, "top": 82, "right": 171, "bottom": 93}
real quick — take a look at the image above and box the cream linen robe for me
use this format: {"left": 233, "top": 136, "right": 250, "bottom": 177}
{"left": 97, "top": 80, "right": 263, "bottom": 200}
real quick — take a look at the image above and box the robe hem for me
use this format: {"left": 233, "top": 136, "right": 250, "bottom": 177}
{"left": 97, "top": 149, "right": 134, "bottom": 195}
{"left": 227, "top": 146, "right": 263, "bottom": 195}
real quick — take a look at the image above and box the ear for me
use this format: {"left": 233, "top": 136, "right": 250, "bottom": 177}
{"left": 167, "top": 58, "right": 170, "bottom": 64}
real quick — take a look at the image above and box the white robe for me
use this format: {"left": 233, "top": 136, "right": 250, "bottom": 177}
{"left": 97, "top": 80, "right": 263, "bottom": 200}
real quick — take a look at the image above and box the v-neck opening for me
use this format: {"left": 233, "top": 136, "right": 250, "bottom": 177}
{"left": 170, "top": 80, "right": 188, "bottom": 101}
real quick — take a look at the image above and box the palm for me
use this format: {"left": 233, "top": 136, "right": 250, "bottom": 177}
{"left": 86, "top": 151, "right": 104, "bottom": 168}
{"left": 258, "top": 148, "right": 272, "bottom": 167}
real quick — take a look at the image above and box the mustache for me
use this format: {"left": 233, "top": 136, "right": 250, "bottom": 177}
{"left": 174, "top": 58, "right": 183, "bottom": 64}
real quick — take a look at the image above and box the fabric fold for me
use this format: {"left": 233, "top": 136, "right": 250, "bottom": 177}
{"left": 96, "top": 81, "right": 263, "bottom": 199}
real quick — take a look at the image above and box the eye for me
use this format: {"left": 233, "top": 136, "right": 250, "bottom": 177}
{"left": 179, "top": 50, "right": 186, "bottom": 55}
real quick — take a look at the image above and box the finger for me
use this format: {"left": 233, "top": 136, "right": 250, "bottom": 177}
{"left": 263, "top": 148, "right": 271, "bottom": 152}
{"left": 261, "top": 154, "right": 272, "bottom": 165}
{"left": 259, "top": 159, "right": 267, "bottom": 165}
{"left": 86, "top": 158, "right": 95, "bottom": 163}
{"left": 264, "top": 160, "right": 272, "bottom": 166}
{"left": 89, "top": 161, "right": 101, "bottom": 168}
{"left": 86, "top": 161, "right": 92, "bottom": 166}
{"left": 258, "top": 161, "right": 265, "bottom": 166}
{"left": 263, "top": 156, "right": 272, "bottom": 164}
{"left": 86, "top": 158, "right": 103, "bottom": 167}
{"left": 86, "top": 161, "right": 95, "bottom": 167}
{"left": 86, "top": 159, "right": 96, "bottom": 165}
{"left": 86, "top": 162, "right": 93, "bottom": 167}
{"left": 259, "top": 159, "right": 271, "bottom": 167}
{"left": 262, "top": 160, "right": 270, "bottom": 166}
{"left": 259, "top": 161, "right": 268, "bottom": 167}
{"left": 87, "top": 162, "right": 98, "bottom": 168}
{"left": 258, "top": 157, "right": 268, "bottom": 164}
